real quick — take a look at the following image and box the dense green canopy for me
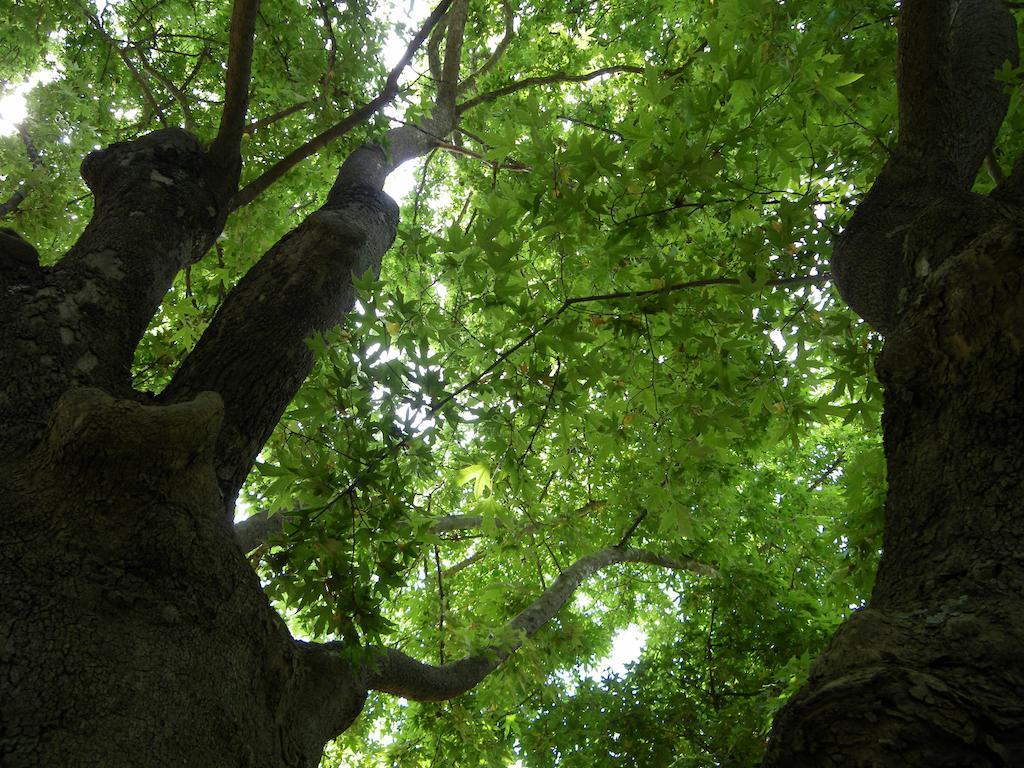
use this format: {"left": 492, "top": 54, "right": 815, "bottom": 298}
{"left": 9, "top": 0, "right": 1004, "bottom": 763}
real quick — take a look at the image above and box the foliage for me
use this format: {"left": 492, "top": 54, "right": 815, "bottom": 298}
{"left": 0, "top": 0, "right": 944, "bottom": 763}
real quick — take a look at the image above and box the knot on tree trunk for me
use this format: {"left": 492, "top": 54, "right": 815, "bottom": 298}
{"left": 79, "top": 128, "right": 225, "bottom": 243}
{"left": 877, "top": 216, "right": 1024, "bottom": 397}
{"left": 46, "top": 387, "right": 224, "bottom": 482}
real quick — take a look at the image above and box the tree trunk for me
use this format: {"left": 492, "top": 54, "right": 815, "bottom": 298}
{"left": 0, "top": 131, "right": 384, "bottom": 767}
{"left": 763, "top": 189, "right": 1024, "bottom": 768}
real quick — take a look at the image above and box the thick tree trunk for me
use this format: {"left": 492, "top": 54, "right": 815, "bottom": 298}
{"left": 0, "top": 131, "right": 384, "bottom": 767}
{"left": 0, "top": 389, "right": 367, "bottom": 766}
{"left": 763, "top": 189, "right": 1024, "bottom": 768}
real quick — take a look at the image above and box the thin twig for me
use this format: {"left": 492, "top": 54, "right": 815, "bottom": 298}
{"left": 615, "top": 508, "right": 649, "bottom": 548}
{"left": 433, "top": 544, "right": 446, "bottom": 663}
{"left": 457, "top": 0, "right": 515, "bottom": 94}
{"left": 458, "top": 38, "right": 706, "bottom": 113}
{"left": 245, "top": 100, "right": 313, "bottom": 134}
{"left": 0, "top": 124, "right": 44, "bottom": 218}
{"left": 315, "top": 272, "right": 828, "bottom": 514}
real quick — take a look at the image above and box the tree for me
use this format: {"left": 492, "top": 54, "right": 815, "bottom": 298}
{"left": 1, "top": 0, "right": 1021, "bottom": 765}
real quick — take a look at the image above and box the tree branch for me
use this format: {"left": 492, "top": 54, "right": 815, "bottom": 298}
{"left": 231, "top": 0, "right": 453, "bottom": 209}
{"left": 360, "top": 547, "right": 714, "bottom": 701}
{"left": 133, "top": 46, "right": 197, "bottom": 132}
{"left": 457, "top": 65, "right": 645, "bottom": 114}
{"left": 161, "top": 183, "right": 400, "bottom": 506}
{"left": 0, "top": 124, "right": 44, "bottom": 218}
{"left": 169, "top": 0, "right": 474, "bottom": 509}
{"left": 84, "top": 10, "right": 167, "bottom": 128}
{"left": 209, "top": 0, "right": 261, "bottom": 169}
{"left": 49, "top": 128, "right": 229, "bottom": 393}
{"left": 245, "top": 99, "right": 313, "bottom": 134}
{"left": 457, "top": 40, "right": 706, "bottom": 114}
{"left": 457, "top": 0, "right": 515, "bottom": 95}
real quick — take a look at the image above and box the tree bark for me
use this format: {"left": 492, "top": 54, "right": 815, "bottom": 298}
{"left": 763, "top": 202, "right": 1024, "bottom": 767}
{"left": 0, "top": 389, "right": 366, "bottom": 767}
{"left": 763, "top": 1, "right": 1024, "bottom": 763}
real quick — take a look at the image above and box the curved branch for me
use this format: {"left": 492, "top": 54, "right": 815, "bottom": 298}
{"left": 0, "top": 124, "right": 44, "bottom": 218}
{"left": 361, "top": 547, "right": 714, "bottom": 701}
{"left": 245, "top": 99, "right": 313, "bottom": 134}
{"left": 84, "top": 10, "right": 167, "bottom": 127}
{"left": 457, "top": 40, "right": 705, "bottom": 114}
{"left": 457, "top": 65, "right": 644, "bottom": 114}
{"left": 457, "top": 0, "right": 515, "bottom": 95}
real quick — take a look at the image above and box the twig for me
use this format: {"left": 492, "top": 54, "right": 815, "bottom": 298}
{"left": 457, "top": 38, "right": 706, "bottom": 114}
{"left": 557, "top": 113, "right": 624, "bottom": 140}
{"left": 615, "top": 508, "right": 648, "bottom": 548}
{"left": 433, "top": 544, "right": 446, "bottom": 663}
{"left": 457, "top": 0, "right": 515, "bottom": 94}
{"left": 84, "top": 9, "right": 167, "bottom": 127}
{"left": 245, "top": 100, "right": 313, "bottom": 134}
{"left": 0, "top": 124, "right": 44, "bottom": 218}
{"left": 315, "top": 272, "right": 828, "bottom": 514}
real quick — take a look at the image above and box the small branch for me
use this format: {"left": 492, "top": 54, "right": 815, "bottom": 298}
{"left": 231, "top": 0, "right": 453, "bottom": 209}
{"left": 985, "top": 151, "right": 1006, "bottom": 185}
{"left": 615, "top": 508, "right": 649, "bottom": 548}
{"left": 457, "top": 65, "right": 645, "bottom": 114}
{"left": 426, "top": 13, "right": 448, "bottom": 84}
{"left": 315, "top": 0, "right": 338, "bottom": 92}
{"left": 313, "top": 272, "right": 828, "bottom": 511}
{"left": 85, "top": 10, "right": 167, "bottom": 127}
{"left": 210, "top": 0, "right": 261, "bottom": 166}
{"left": 361, "top": 547, "right": 714, "bottom": 701}
{"left": 519, "top": 357, "right": 560, "bottom": 463}
{"left": 435, "top": 140, "right": 530, "bottom": 171}
{"left": 235, "top": 508, "right": 290, "bottom": 552}
{"left": 433, "top": 545, "right": 446, "bottom": 663}
{"left": 437, "top": 0, "right": 470, "bottom": 113}
{"left": 457, "top": 0, "right": 515, "bottom": 94}
{"left": 557, "top": 113, "right": 624, "bottom": 140}
{"left": 806, "top": 451, "right": 845, "bottom": 492}
{"left": 457, "top": 40, "right": 706, "bottom": 114}
{"left": 0, "top": 124, "right": 44, "bottom": 218}
{"left": 245, "top": 99, "right": 313, "bottom": 134}
{"left": 133, "top": 48, "right": 197, "bottom": 132}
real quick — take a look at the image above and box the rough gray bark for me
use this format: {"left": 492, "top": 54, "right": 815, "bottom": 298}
{"left": 763, "top": 1, "right": 1024, "bottom": 763}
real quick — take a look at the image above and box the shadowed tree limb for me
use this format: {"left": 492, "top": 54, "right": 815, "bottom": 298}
{"left": 164, "top": 0, "right": 470, "bottom": 508}
{"left": 245, "top": 99, "right": 314, "bottom": 134}
{"left": 457, "top": 0, "right": 516, "bottom": 95}
{"left": 209, "top": 0, "right": 261, "bottom": 171}
{"left": 83, "top": 9, "right": 167, "bottom": 128}
{"left": 358, "top": 547, "right": 714, "bottom": 701}
{"left": 231, "top": 270, "right": 826, "bottom": 534}
{"left": 457, "top": 39, "right": 706, "bottom": 114}
{"left": 0, "top": 124, "right": 44, "bottom": 218}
